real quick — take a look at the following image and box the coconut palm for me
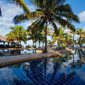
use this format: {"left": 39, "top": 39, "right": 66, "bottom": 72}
{"left": 27, "top": 26, "right": 39, "bottom": 48}
{"left": 69, "top": 29, "right": 77, "bottom": 48}
{"left": 64, "top": 33, "right": 73, "bottom": 46}
{"left": 6, "top": 25, "right": 27, "bottom": 44}
{"left": 37, "top": 33, "right": 45, "bottom": 47}
{"left": 7, "top": 0, "right": 31, "bottom": 19}
{"left": 13, "top": 0, "right": 80, "bottom": 53}
{"left": 52, "top": 27, "right": 65, "bottom": 46}
{"left": 77, "top": 28, "right": 84, "bottom": 47}
{"left": 48, "top": 40, "right": 53, "bottom": 47}
{"left": 6, "top": 32, "right": 15, "bottom": 43}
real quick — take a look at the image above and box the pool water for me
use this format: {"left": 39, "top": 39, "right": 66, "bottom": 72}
{"left": 0, "top": 50, "right": 85, "bottom": 85}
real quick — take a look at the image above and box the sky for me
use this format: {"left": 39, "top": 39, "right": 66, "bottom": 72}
{"left": 0, "top": 0, "right": 85, "bottom": 46}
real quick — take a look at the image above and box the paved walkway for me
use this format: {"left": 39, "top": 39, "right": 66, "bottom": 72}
{"left": 0, "top": 52, "right": 61, "bottom": 67}
{"left": 0, "top": 47, "right": 35, "bottom": 50}
{"left": 0, "top": 47, "right": 75, "bottom": 68}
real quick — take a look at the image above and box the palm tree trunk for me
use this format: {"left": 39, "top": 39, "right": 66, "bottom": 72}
{"left": 39, "top": 40, "right": 40, "bottom": 47}
{"left": 33, "top": 40, "right": 34, "bottom": 47}
{"left": 45, "top": 21, "right": 47, "bottom": 53}
{"left": 35, "top": 42, "right": 36, "bottom": 48}
{"left": 80, "top": 36, "right": 82, "bottom": 47}
{"left": 73, "top": 34, "right": 74, "bottom": 48}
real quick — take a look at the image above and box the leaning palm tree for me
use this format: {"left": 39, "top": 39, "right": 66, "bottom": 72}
{"left": 13, "top": 0, "right": 80, "bottom": 53}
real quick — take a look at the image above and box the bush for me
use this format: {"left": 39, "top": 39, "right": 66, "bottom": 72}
{"left": 32, "top": 45, "right": 35, "bottom": 48}
{"left": 26, "top": 45, "right": 31, "bottom": 48}
{"left": 61, "top": 44, "right": 66, "bottom": 50}
{"left": 15, "top": 43, "right": 22, "bottom": 48}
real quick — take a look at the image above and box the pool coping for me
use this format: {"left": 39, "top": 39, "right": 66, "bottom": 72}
{"left": 0, "top": 48, "right": 75, "bottom": 68}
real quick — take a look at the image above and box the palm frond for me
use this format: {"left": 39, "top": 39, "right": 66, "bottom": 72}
{"left": 8, "top": 0, "right": 31, "bottom": 19}
{"left": 39, "top": 19, "right": 46, "bottom": 31}
{"left": 56, "top": 0, "right": 66, "bottom": 5}
{"left": 51, "top": 21, "right": 59, "bottom": 36}
{"left": 13, "top": 14, "right": 28, "bottom": 24}
{"left": 57, "top": 13, "right": 80, "bottom": 23}
{"left": 55, "top": 16, "right": 75, "bottom": 32}
{"left": 54, "top": 4, "right": 73, "bottom": 13}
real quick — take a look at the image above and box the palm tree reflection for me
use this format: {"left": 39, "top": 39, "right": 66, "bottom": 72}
{"left": 22, "top": 57, "right": 77, "bottom": 85}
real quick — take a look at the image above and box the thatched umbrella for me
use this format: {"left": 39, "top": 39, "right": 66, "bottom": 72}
{"left": 0, "top": 34, "right": 7, "bottom": 42}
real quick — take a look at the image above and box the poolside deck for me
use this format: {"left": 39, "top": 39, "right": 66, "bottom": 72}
{"left": 0, "top": 47, "right": 75, "bottom": 67}
{"left": 0, "top": 52, "right": 61, "bottom": 67}
{"left": 0, "top": 47, "right": 35, "bottom": 50}
{"left": 69, "top": 46, "right": 85, "bottom": 50}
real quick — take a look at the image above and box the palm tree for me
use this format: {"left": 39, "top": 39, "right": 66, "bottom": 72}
{"left": 27, "top": 26, "right": 39, "bottom": 48}
{"left": 37, "top": 33, "right": 45, "bottom": 47}
{"left": 7, "top": 0, "right": 31, "bottom": 19}
{"left": 64, "top": 33, "right": 73, "bottom": 46}
{"left": 48, "top": 40, "right": 52, "bottom": 47}
{"left": 13, "top": 0, "right": 80, "bottom": 53}
{"left": 52, "top": 27, "right": 65, "bottom": 46}
{"left": 77, "top": 28, "right": 84, "bottom": 47}
{"left": 6, "top": 25, "right": 27, "bottom": 44}
{"left": 69, "top": 29, "right": 77, "bottom": 48}
{"left": 6, "top": 32, "right": 15, "bottom": 44}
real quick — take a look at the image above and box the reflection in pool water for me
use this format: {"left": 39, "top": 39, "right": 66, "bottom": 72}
{"left": 0, "top": 50, "right": 85, "bottom": 85}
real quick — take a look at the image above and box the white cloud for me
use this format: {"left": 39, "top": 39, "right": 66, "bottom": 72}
{"left": 78, "top": 11, "right": 85, "bottom": 22}
{"left": 0, "top": 0, "right": 24, "bottom": 35}
{"left": 0, "top": 0, "right": 37, "bottom": 36}
{"left": 27, "top": 5, "right": 37, "bottom": 12}
{"left": 83, "top": 26, "right": 85, "bottom": 31}
{"left": 64, "top": 29, "right": 70, "bottom": 33}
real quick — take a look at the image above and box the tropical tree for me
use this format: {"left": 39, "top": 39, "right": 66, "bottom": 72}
{"left": 13, "top": 0, "right": 80, "bottom": 53}
{"left": 77, "top": 28, "right": 84, "bottom": 47}
{"left": 27, "top": 26, "right": 39, "bottom": 48}
{"left": 6, "top": 32, "right": 15, "bottom": 44}
{"left": 69, "top": 29, "right": 77, "bottom": 48}
{"left": 52, "top": 27, "right": 65, "bottom": 46}
{"left": 64, "top": 33, "right": 73, "bottom": 46}
{"left": 7, "top": 0, "right": 31, "bottom": 19}
{"left": 6, "top": 25, "right": 27, "bottom": 44}
{"left": 48, "top": 40, "right": 53, "bottom": 47}
{"left": 37, "top": 33, "right": 45, "bottom": 47}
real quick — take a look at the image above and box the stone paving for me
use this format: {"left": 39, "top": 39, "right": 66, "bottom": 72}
{"left": 0, "top": 47, "right": 75, "bottom": 67}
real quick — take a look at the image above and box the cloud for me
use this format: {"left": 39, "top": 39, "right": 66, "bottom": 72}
{"left": 0, "top": 0, "right": 37, "bottom": 36}
{"left": 27, "top": 5, "right": 37, "bottom": 12}
{"left": 0, "top": 0, "right": 24, "bottom": 35}
{"left": 83, "top": 26, "right": 85, "bottom": 31}
{"left": 78, "top": 11, "right": 85, "bottom": 22}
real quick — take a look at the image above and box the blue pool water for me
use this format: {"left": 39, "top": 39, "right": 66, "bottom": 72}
{"left": 0, "top": 50, "right": 85, "bottom": 85}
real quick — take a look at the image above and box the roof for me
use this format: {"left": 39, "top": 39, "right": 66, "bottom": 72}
{"left": 0, "top": 34, "right": 7, "bottom": 42}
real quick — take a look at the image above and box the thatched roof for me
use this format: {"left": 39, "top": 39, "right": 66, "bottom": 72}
{"left": 0, "top": 34, "right": 7, "bottom": 42}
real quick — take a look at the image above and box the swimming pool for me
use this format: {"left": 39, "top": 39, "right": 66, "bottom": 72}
{"left": 0, "top": 50, "right": 85, "bottom": 85}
